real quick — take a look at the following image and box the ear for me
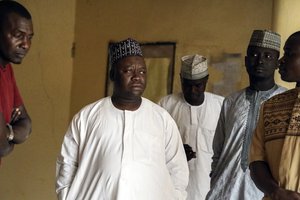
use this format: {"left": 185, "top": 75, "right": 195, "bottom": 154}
{"left": 206, "top": 74, "right": 209, "bottom": 80}
{"left": 180, "top": 74, "right": 184, "bottom": 83}
{"left": 109, "top": 68, "right": 115, "bottom": 81}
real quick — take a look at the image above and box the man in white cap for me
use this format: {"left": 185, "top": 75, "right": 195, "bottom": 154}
{"left": 159, "top": 54, "right": 224, "bottom": 200}
{"left": 205, "top": 30, "right": 287, "bottom": 200}
{"left": 56, "top": 38, "right": 189, "bottom": 200}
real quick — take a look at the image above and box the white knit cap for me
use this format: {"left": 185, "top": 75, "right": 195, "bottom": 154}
{"left": 181, "top": 54, "right": 208, "bottom": 80}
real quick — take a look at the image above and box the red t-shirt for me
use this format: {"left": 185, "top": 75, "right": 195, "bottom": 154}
{"left": 0, "top": 64, "right": 23, "bottom": 123}
{"left": 0, "top": 64, "right": 23, "bottom": 165}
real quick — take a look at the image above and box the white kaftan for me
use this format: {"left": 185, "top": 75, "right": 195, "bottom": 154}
{"left": 56, "top": 97, "right": 189, "bottom": 200}
{"left": 159, "top": 92, "right": 224, "bottom": 200}
{"left": 206, "top": 85, "right": 286, "bottom": 200}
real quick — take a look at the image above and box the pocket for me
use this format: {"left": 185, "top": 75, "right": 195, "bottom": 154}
{"left": 198, "top": 128, "right": 214, "bottom": 154}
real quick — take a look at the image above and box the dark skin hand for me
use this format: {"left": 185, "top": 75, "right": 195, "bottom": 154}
{"left": 271, "top": 188, "right": 300, "bottom": 200}
{"left": 0, "top": 105, "right": 31, "bottom": 157}
{"left": 184, "top": 144, "right": 196, "bottom": 161}
{"left": 250, "top": 161, "right": 300, "bottom": 200}
{"left": 9, "top": 105, "right": 31, "bottom": 144}
{"left": 10, "top": 107, "right": 22, "bottom": 124}
{"left": 0, "top": 113, "right": 14, "bottom": 156}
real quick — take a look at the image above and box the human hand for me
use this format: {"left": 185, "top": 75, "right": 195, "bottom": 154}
{"left": 270, "top": 187, "right": 300, "bottom": 200}
{"left": 10, "top": 107, "right": 22, "bottom": 125}
{"left": 183, "top": 144, "right": 196, "bottom": 161}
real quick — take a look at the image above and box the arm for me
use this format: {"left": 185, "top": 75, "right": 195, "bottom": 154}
{"left": 56, "top": 115, "right": 80, "bottom": 200}
{"left": 0, "top": 113, "right": 14, "bottom": 157}
{"left": 250, "top": 161, "right": 300, "bottom": 200}
{"left": 249, "top": 107, "right": 300, "bottom": 200}
{"left": 165, "top": 117, "right": 189, "bottom": 200}
{"left": 210, "top": 102, "right": 226, "bottom": 184}
{"left": 10, "top": 105, "right": 31, "bottom": 144}
{"left": 0, "top": 105, "right": 31, "bottom": 156}
{"left": 249, "top": 161, "right": 279, "bottom": 196}
{"left": 9, "top": 66, "right": 32, "bottom": 144}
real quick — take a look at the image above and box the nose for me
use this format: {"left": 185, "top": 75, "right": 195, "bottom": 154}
{"left": 278, "top": 57, "right": 285, "bottom": 68}
{"left": 191, "top": 85, "right": 199, "bottom": 93}
{"left": 131, "top": 71, "right": 141, "bottom": 81}
{"left": 20, "top": 36, "right": 31, "bottom": 50}
{"left": 257, "top": 54, "right": 264, "bottom": 64}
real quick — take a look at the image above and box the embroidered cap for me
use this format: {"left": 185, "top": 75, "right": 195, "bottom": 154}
{"left": 109, "top": 38, "right": 143, "bottom": 65}
{"left": 249, "top": 30, "right": 281, "bottom": 52}
{"left": 181, "top": 54, "right": 208, "bottom": 80}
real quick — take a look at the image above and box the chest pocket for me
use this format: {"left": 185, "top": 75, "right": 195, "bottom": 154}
{"left": 197, "top": 127, "right": 215, "bottom": 154}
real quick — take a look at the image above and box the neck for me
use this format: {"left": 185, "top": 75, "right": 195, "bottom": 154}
{"left": 184, "top": 94, "right": 205, "bottom": 106}
{"left": 0, "top": 57, "right": 9, "bottom": 68}
{"left": 249, "top": 77, "right": 275, "bottom": 91}
{"left": 187, "top": 98, "right": 204, "bottom": 106}
{"left": 111, "top": 95, "right": 142, "bottom": 111}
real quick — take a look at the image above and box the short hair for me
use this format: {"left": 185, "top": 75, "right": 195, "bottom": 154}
{"left": 0, "top": 0, "right": 32, "bottom": 27}
{"left": 288, "top": 31, "right": 300, "bottom": 40}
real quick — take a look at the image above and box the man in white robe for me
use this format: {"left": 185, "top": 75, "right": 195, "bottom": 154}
{"left": 56, "top": 38, "right": 189, "bottom": 200}
{"left": 205, "top": 30, "right": 287, "bottom": 200}
{"left": 159, "top": 54, "right": 224, "bottom": 200}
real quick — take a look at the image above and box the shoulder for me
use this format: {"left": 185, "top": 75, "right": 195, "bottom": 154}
{"left": 273, "top": 84, "right": 288, "bottom": 95}
{"left": 142, "top": 97, "right": 175, "bottom": 118}
{"left": 157, "top": 93, "right": 184, "bottom": 108}
{"left": 265, "top": 88, "right": 297, "bottom": 105}
{"left": 205, "top": 92, "right": 224, "bottom": 103}
{"left": 1, "top": 63, "right": 14, "bottom": 77}
{"left": 223, "top": 88, "right": 246, "bottom": 104}
{"left": 143, "top": 97, "right": 168, "bottom": 112}
{"left": 74, "top": 97, "right": 109, "bottom": 119}
{"left": 158, "top": 93, "right": 181, "bottom": 104}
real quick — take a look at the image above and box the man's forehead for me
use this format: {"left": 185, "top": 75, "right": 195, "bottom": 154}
{"left": 248, "top": 46, "right": 278, "bottom": 53}
{"left": 116, "top": 56, "right": 145, "bottom": 66}
{"left": 182, "top": 76, "right": 208, "bottom": 84}
{"left": 3, "top": 14, "right": 34, "bottom": 36}
{"left": 4, "top": 12, "right": 31, "bottom": 26}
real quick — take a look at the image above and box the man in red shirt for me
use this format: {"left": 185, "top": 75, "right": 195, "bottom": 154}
{"left": 0, "top": 1, "right": 33, "bottom": 162}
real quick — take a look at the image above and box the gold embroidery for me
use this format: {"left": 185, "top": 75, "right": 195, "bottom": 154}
{"left": 263, "top": 89, "right": 298, "bottom": 142}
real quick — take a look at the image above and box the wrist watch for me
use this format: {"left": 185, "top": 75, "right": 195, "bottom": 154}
{"left": 6, "top": 123, "right": 14, "bottom": 142}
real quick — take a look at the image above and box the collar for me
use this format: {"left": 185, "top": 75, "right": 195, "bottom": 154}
{"left": 245, "top": 84, "right": 279, "bottom": 101}
{"left": 0, "top": 63, "right": 11, "bottom": 71}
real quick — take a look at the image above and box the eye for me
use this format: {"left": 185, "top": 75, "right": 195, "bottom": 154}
{"left": 196, "top": 83, "right": 205, "bottom": 88}
{"left": 12, "top": 31, "right": 25, "bottom": 39}
{"left": 265, "top": 54, "right": 273, "bottom": 59}
{"left": 123, "top": 68, "right": 133, "bottom": 73}
{"left": 139, "top": 70, "right": 146, "bottom": 75}
{"left": 14, "top": 33, "right": 23, "bottom": 39}
{"left": 28, "top": 35, "right": 33, "bottom": 41}
{"left": 250, "top": 53, "right": 258, "bottom": 58}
